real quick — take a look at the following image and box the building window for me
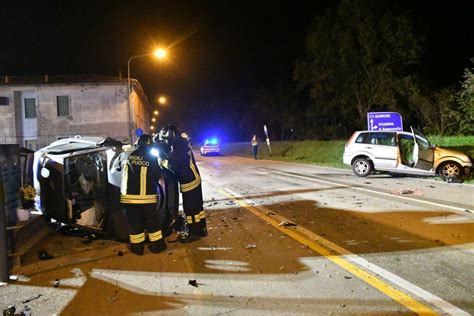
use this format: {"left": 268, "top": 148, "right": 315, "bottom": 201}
{"left": 0, "top": 96, "right": 9, "bottom": 106}
{"left": 57, "top": 95, "right": 69, "bottom": 116}
{"left": 24, "top": 98, "right": 36, "bottom": 118}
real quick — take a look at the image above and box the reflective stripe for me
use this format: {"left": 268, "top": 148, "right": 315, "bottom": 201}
{"left": 180, "top": 159, "right": 201, "bottom": 192}
{"left": 140, "top": 166, "right": 147, "bottom": 196}
{"left": 120, "top": 194, "right": 158, "bottom": 204}
{"left": 186, "top": 211, "right": 206, "bottom": 224}
{"left": 130, "top": 232, "right": 145, "bottom": 243}
{"left": 120, "top": 164, "right": 128, "bottom": 195}
{"left": 148, "top": 230, "right": 163, "bottom": 241}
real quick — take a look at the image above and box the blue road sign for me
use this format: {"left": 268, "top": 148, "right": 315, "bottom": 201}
{"left": 367, "top": 112, "right": 403, "bottom": 131}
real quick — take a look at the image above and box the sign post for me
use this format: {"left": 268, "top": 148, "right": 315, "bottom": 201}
{"left": 367, "top": 112, "right": 403, "bottom": 131}
{"left": 263, "top": 125, "right": 271, "bottom": 154}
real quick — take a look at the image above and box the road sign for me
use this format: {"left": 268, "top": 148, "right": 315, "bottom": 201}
{"left": 367, "top": 112, "right": 403, "bottom": 131}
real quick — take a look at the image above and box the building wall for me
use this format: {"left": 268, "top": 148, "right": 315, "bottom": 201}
{"left": 0, "top": 82, "right": 150, "bottom": 148}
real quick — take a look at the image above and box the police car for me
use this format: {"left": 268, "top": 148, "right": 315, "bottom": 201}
{"left": 200, "top": 138, "right": 221, "bottom": 156}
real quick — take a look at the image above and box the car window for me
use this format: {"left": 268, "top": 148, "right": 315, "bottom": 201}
{"left": 355, "top": 133, "right": 369, "bottom": 143}
{"left": 366, "top": 133, "right": 396, "bottom": 146}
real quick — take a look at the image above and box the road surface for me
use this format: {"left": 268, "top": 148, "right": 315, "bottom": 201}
{"left": 2, "top": 154, "right": 473, "bottom": 315}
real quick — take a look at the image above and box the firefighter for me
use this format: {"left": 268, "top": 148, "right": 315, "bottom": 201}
{"left": 120, "top": 134, "right": 166, "bottom": 255}
{"left": 154, "top": 125, "right": 208, "bottom": 243}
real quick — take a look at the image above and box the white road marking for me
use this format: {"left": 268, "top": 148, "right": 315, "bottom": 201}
{"left": 345, "top": 255, "right": 471, "bottom": 316}
{"left": 223, "top": 187, "right": 470, "bottom": 316}
{"left": 269, "top": 169, "right": 474, "bottom": 213}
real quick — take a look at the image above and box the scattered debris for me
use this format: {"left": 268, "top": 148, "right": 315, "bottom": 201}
{"left": 107, "top": 290, "right": 118, "bottom": 303}
{"left": 245, "top": 244, "right": 257, "bottom": 249}
{"left": 399, "top": 190, "right": 414, "bottom": 195}
{"left": 20, "top": 305, "right": 31, "bottom": 316}
{"left": 38, "top": 250, "right": 54, "bottom": 260}
{"left": 117, "top": 251, "right": 124, "bottom": 257}
{"left": 54, "top": 279, "right": 60, "bottom": 288}
{"left": 22, "top": 295, "right": 42, "bottom": 304}
{"left": 3, "top": 306, "right": 15, "bottom": 316}
{"left": 279, "top": 220, "right": 297, "bottom": 227}
{"left": 344, "top": 276, "right": 352, "bottom": 280}
{"left": 465, "top": 210, "right": 472, "bottom": 214}
{"left": 364, "top": 182, "right": 371, "bottom": 184}
{"left": 266, "top": 211, "right": 276, "bottom": 216}
{"left": 341, "top": 303, "right": 346, "bottom": 308}
{"left": 429, "top": 185, "right": 436, "bottom": 188}
{"left": 279, "top": 265, "right": 284, "bottom": 271}
{"left": 188, "top": 280, "right": 198, "bottom": 287}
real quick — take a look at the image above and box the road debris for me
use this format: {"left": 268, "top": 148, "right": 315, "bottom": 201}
{"left": 107, "top": 290, "right": 118, "bottom": 303}
{"left": 266, "top": 211, "right": 276, "bottom": 215}
{"left": 22, "top": 294, "right": 42, "bottom": 304}
{"left": 279, "top": 220, "right": 297, "bottom": 227}
{"left": 344, "top": 276, "right": 352, "bottom": 279}
{"left": 53, "top": 279, "right": 60, "bottom": 288}
{"left": 117, "top": 251, "right": 124, "bottom": 257}
{"left": 245, "top": 244, "right": 257, "bottom": 249}
{"left": 38, "top": 249, "right": 54, "bottom": 260}
{"left": 399, "top": 190, "right": 414, "bottom": 195}
{"left": 188, "top": 280, "right": 198, "bottom": 287}
{"left": 2, "top": 306, "right": 15, "bottom": 316}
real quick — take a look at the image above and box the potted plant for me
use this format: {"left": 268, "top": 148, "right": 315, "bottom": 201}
{"left": 18, "top": 185, "right": 36, "bottom": 221}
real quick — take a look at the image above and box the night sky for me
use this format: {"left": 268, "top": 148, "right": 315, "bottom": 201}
{"left": 1, "top": 0, "right": 473, "bottom": 139}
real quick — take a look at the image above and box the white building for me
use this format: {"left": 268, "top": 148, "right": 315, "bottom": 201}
{"left": 0, "top": 75, "right": 152, "bottom": 150}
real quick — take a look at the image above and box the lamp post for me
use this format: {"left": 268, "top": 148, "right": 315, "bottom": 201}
{"left": 127, "top": 49, "right": 167, "bottom": 142}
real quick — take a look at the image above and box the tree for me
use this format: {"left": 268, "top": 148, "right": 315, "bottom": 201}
{"left": 294, "top": 0, "right": 423, "bottom": 132}
{"left": 457, "top": 59, "right": 474, "bottom": 134}
{"left": 414, "top": 87, "right": 459, "bottom": 135}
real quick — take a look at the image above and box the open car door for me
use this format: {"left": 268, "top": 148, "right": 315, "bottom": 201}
{"left": 411, "top": 127, "right": 434, "bottom": 170}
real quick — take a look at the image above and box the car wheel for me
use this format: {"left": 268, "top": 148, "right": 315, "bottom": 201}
{"left": 438, "top": 161, "right": 463, "bottom": 182}
{"left": 352, "top": 158, "right": 372, "bottom": 177}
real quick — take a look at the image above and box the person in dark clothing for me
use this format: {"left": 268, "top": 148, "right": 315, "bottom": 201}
{"left": 120, "top": 134, "right": 166, "bottom": 255}
{"left": 154, "top": 125, "right": 208, "bottom": 243}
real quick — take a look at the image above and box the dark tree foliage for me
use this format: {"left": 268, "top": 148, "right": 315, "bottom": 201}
{"left": 294, "top": 0, "right": 423, "bottom": 137}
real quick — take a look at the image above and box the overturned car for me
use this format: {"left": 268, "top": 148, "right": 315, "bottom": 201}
{"left": 33, "top": 136, "right": 177, "bottom": 241}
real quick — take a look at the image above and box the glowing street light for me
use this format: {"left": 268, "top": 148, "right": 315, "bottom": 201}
{"left": 153, "top": 110, "right": 159, "bottom": 115}
{"left": 150, "top": 126, "right": 155, "bottom": 131}
{"left": 158, "top": 96, "right": 167, "bottom": 105}
{"left": 127, "top": 47, "right": 168, "bottom": 141}
{"left": 154, "top": 48, "right": 167, "bottom": 59}
{"left": 151, "top": 117, "right": 156, "bottom": 122}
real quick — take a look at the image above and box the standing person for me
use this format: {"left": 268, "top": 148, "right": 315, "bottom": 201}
{"left": 120, "top": 134, "right": 166, "bottom": 255}
{"left": 154, "top": 125, "right": 208, "bottom": 243}
{"left": 251, "top": 135, "right": 258, "bottom": 160}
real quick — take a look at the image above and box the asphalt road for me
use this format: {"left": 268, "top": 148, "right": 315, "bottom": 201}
{"left": 1, "top": 154, "right": 473, "bottom": 315}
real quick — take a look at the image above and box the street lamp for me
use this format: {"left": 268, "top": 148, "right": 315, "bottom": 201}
{"left": 127, "top": 48, "right": 167, "bottom": 141}
{"left": 158, "top": 96, "right": 167, "bottom": 105}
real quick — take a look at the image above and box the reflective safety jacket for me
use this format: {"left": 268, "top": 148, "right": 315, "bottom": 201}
{"left": 163, "top": 137, "right": 201, "bottom": 193}
{"left": 120, "top": 145, "right": 163, "bottom": 204}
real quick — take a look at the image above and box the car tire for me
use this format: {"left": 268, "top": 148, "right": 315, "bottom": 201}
{"left": 437, "top": 161, "right": 463, "bottom": 182}
{"left": 352, "top": 158, "right": 373, "bottom": 177}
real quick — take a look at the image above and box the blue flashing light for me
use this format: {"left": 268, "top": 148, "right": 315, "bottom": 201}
{"left": 208, "top": 138, "right": 218, "bottom": 145}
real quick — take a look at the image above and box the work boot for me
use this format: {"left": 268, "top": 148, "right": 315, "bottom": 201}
{"left": 200, "top": 227, "right": 208, "bottom": 237}
{"left": 180, "top": 234, "right": 201, "bottom": 244}
{"left": 130, "top": 242, "right": 145, "bottom": 255}
{"left": 149, "top": 241, "right": 167, "bottom": 254}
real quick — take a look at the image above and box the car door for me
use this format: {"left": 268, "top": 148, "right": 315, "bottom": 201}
{"left": 365, "top": 132, "right": 398, "bottom": 169}
{"left": 411, "top": 127, "right": 434, "bottom": 170}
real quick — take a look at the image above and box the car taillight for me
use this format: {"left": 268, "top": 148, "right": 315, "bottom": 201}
{"left": 345, "top": 132, "right": 356, "bottom": 147}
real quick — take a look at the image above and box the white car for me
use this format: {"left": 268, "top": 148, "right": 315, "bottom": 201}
{"left": 343, "top": 127, "right": 472, "bottom": 181}
{"left": 200, "top": 139, "right": 221, "bottom": 156}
